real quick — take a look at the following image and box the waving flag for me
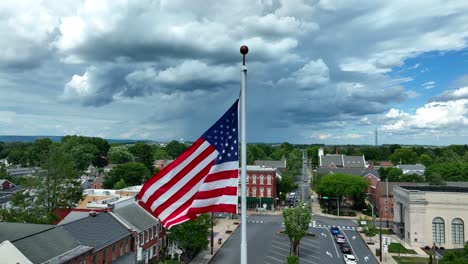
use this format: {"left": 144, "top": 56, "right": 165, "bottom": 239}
{"left": 137, "top": 100, "right": 239, "bottom": 229}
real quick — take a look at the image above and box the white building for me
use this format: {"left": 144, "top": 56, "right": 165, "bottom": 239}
{"left": 393, "top": 185, "right": 468, "bottom": 249}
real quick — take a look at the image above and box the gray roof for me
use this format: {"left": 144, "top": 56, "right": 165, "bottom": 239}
{"left": 342, "top": 156, "right": 366, "bottom": 168}
{"left": 62, "top": 212, "right": 131, "bottom": 251}
{"left": 59, "top": 211, "right": 95, "bottom": 225}
{"left": 0, "top": 223, "right": 88, "bottom": 264}
{"left": 317, "top": 167, "right": 380, "bottom": 178}
{"left": 113, "top": 203, "right": 158, "bottom": 232}
{"left": 0, "top": 185, "right": 25, "bottom": 194}
{"left": 0, "top": 222, "right": 54, "bottom": 242}
{"left": 320, "top": 155, "right": 343, "bottom": 167}
{"left": 396, "top": 164, "right": 426, "bottom": 171}
{"left": 254, "top": 160, "right": 286, "bottom": 169}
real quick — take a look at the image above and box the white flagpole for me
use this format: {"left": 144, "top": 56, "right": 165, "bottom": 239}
{"left": 240, "top": 45, "right": 249, "bottom": 264}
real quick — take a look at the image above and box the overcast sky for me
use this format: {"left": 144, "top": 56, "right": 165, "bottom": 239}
{"left": 1, "top": 0, "right": 467, "bottom": 145}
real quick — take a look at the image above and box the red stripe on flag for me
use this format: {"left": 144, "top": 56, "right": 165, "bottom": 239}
{"left": 153, "top": 158, "right": 215, "bottom": 217}
{"left": 203, "top": 169, "right": 238, "bottom": 183}
{"left": 137, "top": 138, "right": 205, "bottom": 200}
{"left": 143, "top": 144, "right": 215, "bottom": 209}
{"left": 187, "top": 204, "right": 237, "bottom": 215}
{"left": 193, "top": 186, "right": 238, "bottom": 199}
{"left": 161, "top": 192, "right": 197, "bottom": 226}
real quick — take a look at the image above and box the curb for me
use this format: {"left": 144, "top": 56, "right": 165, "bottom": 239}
{"left": 206, "top": 221, "right": 241, "bottom": 264}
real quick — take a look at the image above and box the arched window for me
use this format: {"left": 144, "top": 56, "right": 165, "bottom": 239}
{"left": 452, "top": 218, "right": 464, "bottom": 244}
{"left": 260, "top": 175, "right": 264, "bottom": 185}
{"left": 267, "top": 175, "right": 272, "bottom": 185}
{"left": 432, "top": 217, "right": 445, "bottom": 243}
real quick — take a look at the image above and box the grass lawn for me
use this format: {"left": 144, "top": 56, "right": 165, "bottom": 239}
{"left": 380, "top": 229, "right": 392, "bottom": 235}
{"left": 389, "top": 243, "right": 417, "bottom": 254}
{"left": 393, "top": 257, "right": 428, "bottom": 264}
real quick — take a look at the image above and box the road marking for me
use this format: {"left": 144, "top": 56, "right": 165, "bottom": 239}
{"left": 326, "top": 251, "right": 332, "bottom": 258}
{"left": 341, "top": 231, "right": 359, "bottom": 261}
{"left": 265, "top": 255, "right": 284, "bottom": 263}
{"left": 321, "top": 233, "right": 327, "bottom": 237}
{"left": 298, "top": 256, "right": 318, "bottom": 264}
{"left": 300, "top": 240, "right": 320, "bottom": 249}
{"left": 270, "top": 249, "right": 288, "bottom": 258}
{"left": 271, "top": 244, "right": 289, "bottom": 253}
{"left": 328, "top": 230, "right": 341, "bottom": 258}
{"left": 365, "top": 256, "right": 369, "bottom": 262}
{"left": 352, "top": 235, "right": 356, "bottom": 240}
{"left": 302, "top": 237, "right": 319, "bottom": 244}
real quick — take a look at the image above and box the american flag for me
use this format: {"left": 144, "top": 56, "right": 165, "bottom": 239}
{"left": 137, "top": 100, "right": 239, "bottom": 229}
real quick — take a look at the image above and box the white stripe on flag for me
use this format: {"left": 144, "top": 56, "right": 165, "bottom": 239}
{"left": 141, "top": 141, "right": 211, "bottom": 202}
{"left": 156, "top": 151, "right": 219, "bottom": 221}
{"left": 198, "top": 178, "right": 239, "bottom": 192}
{"left": 208, "top": 161, "right": 238, "bottom": 174}
{"left": 150, "top": 150, "right": 219, "bottom": 213}
{"left": 190, "top": 195, "right": 238, "bottom": 208}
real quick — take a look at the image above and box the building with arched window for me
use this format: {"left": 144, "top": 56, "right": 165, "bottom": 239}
{"left": 393, "top": 186, "right": 468, "bottom": 249}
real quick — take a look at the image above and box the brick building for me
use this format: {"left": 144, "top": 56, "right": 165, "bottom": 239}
{"left": 243, "top": 165, "right": 277, "bottom": 199}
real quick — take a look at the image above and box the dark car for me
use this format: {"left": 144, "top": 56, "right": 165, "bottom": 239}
{"left": 330, "top": 226, "right": 340, "bottom": 235}
{"left": 340, "top": 243, "right": 352, "bottom": 254}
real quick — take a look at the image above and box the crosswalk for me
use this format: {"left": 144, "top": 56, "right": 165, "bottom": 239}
{"left": 247, "top": 220, "right": 264, "bottom": 224}
{"left": 314, "top": 224, "right": 356, "bottom": 230}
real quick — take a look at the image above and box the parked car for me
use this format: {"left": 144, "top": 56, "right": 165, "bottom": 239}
{"left": 340, "top": 243, "right": 352, "bottom": 254}
{"left": 344, "top": 254, "right": 357, "bottom": 264}
{"left": 330, "top": 226, "right": 340, "bottom": 235}
{"left": 335, "top": 234, "right": 346, "bottom": 243}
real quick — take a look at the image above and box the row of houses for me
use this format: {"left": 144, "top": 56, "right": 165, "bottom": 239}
{"left": 0, "top": 185, "right": 166, "bottom": 264}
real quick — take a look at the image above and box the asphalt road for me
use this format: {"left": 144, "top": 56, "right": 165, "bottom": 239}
{"left": 211, "top": 214, "right": 378, "bottom": 264}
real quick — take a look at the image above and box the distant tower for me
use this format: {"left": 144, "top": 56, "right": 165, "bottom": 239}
{"left": 375, "top": 128, "right": 378, "bottom": 146}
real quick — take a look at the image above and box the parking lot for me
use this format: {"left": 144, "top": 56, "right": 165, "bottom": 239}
{"left": 264, "top": 226, "right": 378, "bottom": 264}
{"left": 211, "top": 215, "right": 378, "bottom": 264}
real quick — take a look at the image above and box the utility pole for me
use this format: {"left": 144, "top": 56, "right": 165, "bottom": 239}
{"left": 380, "top": 210, "right": 383, "bottom": 262}
{"left": 386, "top": 177, "right": 389, "bottom": 228}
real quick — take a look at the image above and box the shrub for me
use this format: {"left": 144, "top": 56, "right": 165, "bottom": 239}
{"left": 287, "top": 255, "right": 299, "bottom": 264}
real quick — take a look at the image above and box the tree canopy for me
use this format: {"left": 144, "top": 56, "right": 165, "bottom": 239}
{"left": 283, "top": 204, "right": 311, "bottom": 256}
{"left": 103, "top": 162, "right": 151, "bottom": 188}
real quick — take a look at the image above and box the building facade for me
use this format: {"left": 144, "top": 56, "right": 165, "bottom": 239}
{"left": 393, "top": 186, "right": 468, "bottom": 249}
{"left": 244, "top": 166, "right": 277, "bottom": 199}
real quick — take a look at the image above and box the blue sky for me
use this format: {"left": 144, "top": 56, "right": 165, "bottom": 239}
{"left": 0, "top": 1, "right": 467, "bottom": 146}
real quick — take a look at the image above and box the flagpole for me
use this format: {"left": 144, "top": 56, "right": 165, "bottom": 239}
{"left": 240, "top": 45, "right": 249, "bottom": 264}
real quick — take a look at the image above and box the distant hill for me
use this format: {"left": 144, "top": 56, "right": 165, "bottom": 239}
{"left": 0, "top": 135, "right": 149, "bottom": 144}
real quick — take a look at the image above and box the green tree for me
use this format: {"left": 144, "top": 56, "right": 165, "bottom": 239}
{"left": 165, "top": 140, "right": 189, "bottom": 159}
{"left": 108, "top": 146, "right": 134, "bottom": 164}
{"left": 390, "top": 148, "right": 418, "bottom": 164}
{"left": 69, "top": 144, "right": 95, "bottom": 172}
{"left": 306, "top": 145, "right": 321, "bottom": 168}
{"left": 113, "top": 178, "right": 127, "bottom": 189}
{"left": 104, "top": 162, "right": 151, "bottom": 188}
{"left": 7, "top": 148, "right": 27, "bottom": 166}
{"left": 283, "top": 204, "right": 311, "bottom": 256}
{"left": 419, "top": 154, "right": 433, "bottom": 167}
{"left": 129, "top": 142, "right": 154, "bottom": 171}
{"left": 39, "top": 145, "right": 83, "bottom": 214}
{"left": 287, "top": 255, "right": 299, "bottom": 264}
{"left": 316, "top": 173, "right": 368, "bottom": 209}
{"left": 363, "top": 223, "right": 377, "bottom": 242}
{"left": 169, "top": 214, "right": 211, "bottom": 261}
{"left": 439, "top": 244, "right": 468, "bottom": 264}
{"left": 24, "top": 138, "right": 53, "bottom": 166}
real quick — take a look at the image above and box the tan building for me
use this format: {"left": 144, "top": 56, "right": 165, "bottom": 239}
{"left": 393, "top": 185, "right": 468, "bottom": 249}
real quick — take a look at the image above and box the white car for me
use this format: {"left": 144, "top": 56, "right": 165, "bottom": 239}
{"left": 335, "top": 234, "right": 346, "bottom": 243}
{"left": 343, "top": 254, "right": 357, "bottom": 264}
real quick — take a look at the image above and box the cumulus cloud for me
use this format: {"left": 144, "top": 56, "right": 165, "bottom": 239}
{"left": 381, "top": 99, "right": 468, "bottom": 133}
{"left": 431, "top": 86, "right": 468, "bottom": 102}
{"left": 1, "top": 0, "right": 468, "bottom": 144}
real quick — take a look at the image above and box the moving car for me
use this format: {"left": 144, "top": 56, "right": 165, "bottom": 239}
{"left": 340, "top": 243, "right": 352, "bottom": 254}
{"left": 335, "top": 234, "right": 346, "bottom": 243}
{"left": 343, "top": 254, "right": 357, "bottom": 264}
{"left": 330, "top": 226, "right": 340, "bottom": 235}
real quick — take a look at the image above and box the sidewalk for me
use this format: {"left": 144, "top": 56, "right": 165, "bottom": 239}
{"left": 190, "top": 218, "right": 240, "bottom": 264}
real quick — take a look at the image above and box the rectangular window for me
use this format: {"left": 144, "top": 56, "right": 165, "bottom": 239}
{"left": 252, "top": 175, "right": 257, "bottom": 184}
{"left": 140, "top": 233, "right": 143, "bottom": 246}
{"left": 267, "top": 188, "right": 272, "bottom": 197}
{"left": 126, "top": 238, "right": 130, "bottom": 252}
{"left": 120, "top": 240, "right": 124, "bottom": 256}
{"left": 267, "top": 176, "right": 272, "bottom": 185}
{"left": 259, "top": 175, "right": 264, "bottom": 185}
{"left": 93, "top": 255, "right": 98, "bottom": 264}
{"left": 149, "top": 227, "right": 153, "bottom": 239}
{"left": 145, "top": 230, "right": 149, "bottom": 242}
